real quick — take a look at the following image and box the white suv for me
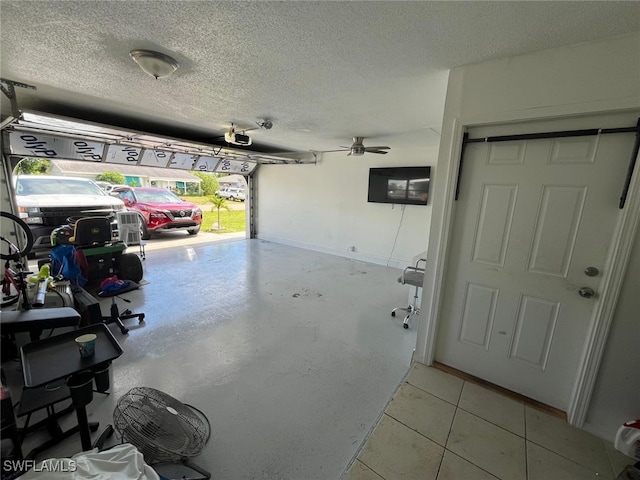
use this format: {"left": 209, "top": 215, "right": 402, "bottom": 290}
{"left": 14, "top": 175, "right": 125, "bottom": 252}
{"left": 217, "top": 187, "right": 246, "bottom": 202}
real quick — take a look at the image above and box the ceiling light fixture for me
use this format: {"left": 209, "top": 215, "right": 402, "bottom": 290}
{"left": 129, "top": 49, "right": 179, "bottom": 79}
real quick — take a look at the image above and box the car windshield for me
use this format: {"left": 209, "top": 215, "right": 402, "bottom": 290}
{"left": 15, "top": 177, "right": 105, "bottom": 196}
{"left": 135, "top": 189, "right": 185, "bottom": 204}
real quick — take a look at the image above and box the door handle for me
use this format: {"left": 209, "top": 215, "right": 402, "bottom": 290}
{"left": 578, "top": 287, "right": 595, "bottom": 298}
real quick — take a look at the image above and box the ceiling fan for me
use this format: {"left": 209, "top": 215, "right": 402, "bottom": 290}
{"left": 326, "top": 137, "right": 390, "bottom": 156}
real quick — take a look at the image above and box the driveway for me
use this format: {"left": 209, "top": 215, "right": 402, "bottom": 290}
{"left": 27, "top": 228, "right": 245, "bottom": 264}
{"left": 142, "top": 230, "right": 245, "bottom": 253}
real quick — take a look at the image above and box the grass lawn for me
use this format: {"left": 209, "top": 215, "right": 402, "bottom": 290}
{"left": 202, "top": 209, "right": 245, "bottom": 233}
{"left": 183, "top": 195, "right": 246, "bottom": 233}
{"left": 183, "top": 195, "right": 215, "bottom": 205}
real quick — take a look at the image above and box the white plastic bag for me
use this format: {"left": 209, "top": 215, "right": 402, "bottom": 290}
{"left": 18, "top": 443, "right": 160, "bottom": 480}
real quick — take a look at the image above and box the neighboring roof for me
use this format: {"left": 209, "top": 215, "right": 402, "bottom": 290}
{"left": 50, "top": 159, "right": 201, "bottom": 182}
{"left": 218, "top": 174, "right": 247, "bottom": 186}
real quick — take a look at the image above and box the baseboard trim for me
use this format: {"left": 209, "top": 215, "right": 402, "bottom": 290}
{"left": 432, "top": 361, "right": 567, "bottom": 421}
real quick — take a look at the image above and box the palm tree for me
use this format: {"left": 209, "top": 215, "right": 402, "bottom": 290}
{"left": 210, "top": 196, "right": 230, "bottom": 231}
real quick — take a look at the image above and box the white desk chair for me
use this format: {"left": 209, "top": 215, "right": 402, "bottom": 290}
{"left": 391, "top": 258, "right": 426, "bottom": 329}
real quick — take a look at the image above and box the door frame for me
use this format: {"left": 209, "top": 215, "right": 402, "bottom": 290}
{"left": 415, "top": 111, "right": 640, "bottom": 427}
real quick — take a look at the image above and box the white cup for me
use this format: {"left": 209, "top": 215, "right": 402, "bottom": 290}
{"left": 75, "top": 333, "right": 97, "bottom": 358}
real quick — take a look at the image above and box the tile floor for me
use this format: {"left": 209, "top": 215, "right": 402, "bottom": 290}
{"left": 342, "top": 362, "right": 635, "bottom": 480}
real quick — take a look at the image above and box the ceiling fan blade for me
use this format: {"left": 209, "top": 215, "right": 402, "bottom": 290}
{"left": 366, "top": 149, "right": 389, "bottom": 154}
{"left": 322, "top": 149, "right": 349, "bottom": 153}
{"left": 364, "top": 146, "right": 390, "bottom": 150}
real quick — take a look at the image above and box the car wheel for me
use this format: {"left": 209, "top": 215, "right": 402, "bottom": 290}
{"left": 118, "top": 253, "right": 144, "bottom": 282}
{"left": 139, "top": 216, "right": 151, "bottom": 240}
{"left": 188, "top": 225, "right": 200, "bottom": 236}
{"left": 229, "top": 196, "right": 235, "bottom": 201}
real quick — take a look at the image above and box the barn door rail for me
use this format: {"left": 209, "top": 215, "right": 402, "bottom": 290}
{"left": 454, "top": 118, "right": 640, "bottom": 208}
{"left": 618, "top": 118, "right": 640, "bottom": 209}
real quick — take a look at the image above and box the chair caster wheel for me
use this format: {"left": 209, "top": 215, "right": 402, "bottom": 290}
{"left": 139, "top": 314, "right": 145, "bottom": 322}
{"left": 403, "top": 324, "right": 409, "bottom": 329}
{"left": 391, "top": 311, "right": 396, "bottom": 317}
{"left": 120, "top": 327, "right": 129, "bottom": 334}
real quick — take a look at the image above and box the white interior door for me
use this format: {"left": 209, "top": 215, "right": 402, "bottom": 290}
{"left": 435, "top": 114, "right": 637, "bottom": 410}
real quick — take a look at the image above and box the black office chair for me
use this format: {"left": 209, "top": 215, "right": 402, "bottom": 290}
{"left": 95, "top": 280, "right": 145, "bottom": 335}
{"left": 391, "top": 258, "right": 426, "bottom": 329}
{"left": 56, "top": 216, "right": 146, "bottom": 334}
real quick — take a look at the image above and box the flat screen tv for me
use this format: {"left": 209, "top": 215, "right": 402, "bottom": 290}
{"left": 368, "top": 166, "right": 431, "bottom": 205}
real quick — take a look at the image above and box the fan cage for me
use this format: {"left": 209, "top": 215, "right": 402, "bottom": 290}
{"left": 114, "top": 387, "right": 210, "bottom": 463}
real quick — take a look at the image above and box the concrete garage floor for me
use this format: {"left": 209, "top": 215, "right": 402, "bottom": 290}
{"left": 9, "top": 237, "right": 418, "bottom": 478}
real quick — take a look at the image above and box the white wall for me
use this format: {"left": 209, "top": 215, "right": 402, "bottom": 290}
{"left": 418, "top": 31, "right": 640, "bottom": 439}
{"left": 584, "top": 234, "right": 640, "bottom": 441}
{"left": 255, "top": 144, "right": 437, "bottom": 268}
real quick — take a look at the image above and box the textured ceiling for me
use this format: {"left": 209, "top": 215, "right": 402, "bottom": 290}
{"left": 1, "top": 1, "right": 639, "bottom": 155}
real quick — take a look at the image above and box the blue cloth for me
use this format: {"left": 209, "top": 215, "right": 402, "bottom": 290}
{"left": 49, "top": 245, "right": 87, "bottom": 287}
{"left": 99, "top": 279, "right": 131, "bottom": 295}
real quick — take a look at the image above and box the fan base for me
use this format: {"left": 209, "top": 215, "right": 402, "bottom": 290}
{"left": 152, "top": 460, "right": 211, "bottom": 480}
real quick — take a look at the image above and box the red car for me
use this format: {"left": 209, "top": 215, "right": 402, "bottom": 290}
{"left": 111, "top": 186, "right": 202, "bottom": 240}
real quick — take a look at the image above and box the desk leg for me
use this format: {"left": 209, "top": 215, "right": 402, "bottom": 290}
{"left": 67, "top": 372, "right": 95, "bottom": 451}
{"left": 21, "top": 402, "right": 101, "bottom": 460}
{"left": 75, "top": 405, "right": 92, "bottom": 451}
{"left": 25, "top": 424, "right": 80, "bottom": 460}
{"left": 24, "top": 420, "right": 99, "bottom": 459}
{"left": 28, "top": 329, "right": 43, "bottom": 342}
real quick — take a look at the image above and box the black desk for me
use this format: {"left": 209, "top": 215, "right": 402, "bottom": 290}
{"left": 1, "top": 307, "right": 81, "bottom": 341}
{"left": 20, "top": 323, "right": 123, "bottom": 452}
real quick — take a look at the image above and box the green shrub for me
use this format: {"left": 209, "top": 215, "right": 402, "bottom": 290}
{"left": 192, "top": 172, "right": 219, "bottom": 196}
{"left": 96, "top": 171, "right": 125, "bottom": 184}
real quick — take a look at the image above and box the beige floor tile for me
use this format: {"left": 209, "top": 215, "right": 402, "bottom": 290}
{"left": 437, "top": 450, "right": 499, "bottom": 480}
{"left": 447, "top": 409, "right": 526, "bottom": 480}
{"left": 527, "top": 441, "right": 606, "bottom": 480}
{"left": 357, "top": 414, "right": 444, "bottom": 480}
{"left": 525, "top": 407, "right": 612, "bottom": 476}
{"left": 405, "top": 363, "right": 464, "bottom": 405}
{"left": 385, "top": 383, "right": 456, "bottom": 446}
{"left": 458, "top": 381, "right": 525, "bottom": 437}
{"left": 604, "top": 440, "right": 637, "bottom": 478}
{"left": 343, "top": 460, "right": 385, "bottom": 480}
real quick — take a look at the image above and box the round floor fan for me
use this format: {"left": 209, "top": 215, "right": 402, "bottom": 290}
{"left": 113, "top": 387, "right": 211, "bottom": 467}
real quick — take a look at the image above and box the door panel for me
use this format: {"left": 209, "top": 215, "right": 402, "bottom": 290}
{"left": 459, "top": 282, "right": 498, "bottom": 348}
{"left": 472, "top": 184, "right": 518, "bottom": 267}
{"left": 436, "top": 114, "right": 637, "bottom": 410}
{"left": 528, "top": 185, "right": 586, "bottom": 277}
{"left": 509, "top": 295, "right": 559, "bottom": 369}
